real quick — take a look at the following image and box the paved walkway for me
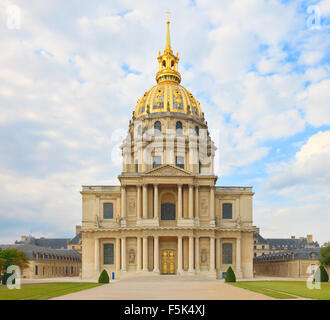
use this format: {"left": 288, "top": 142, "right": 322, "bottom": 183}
{"left": 52, "top": 275, "right": 274, "bottom": 300}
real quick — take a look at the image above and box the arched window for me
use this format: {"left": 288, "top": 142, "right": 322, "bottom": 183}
{"left": 162, "top": 60, "right": 166, "bottom": 68}
{"left": 137, "top": 125, "right": 142, "bottom": 136}
{"left": 195, "top": 126, "right": 199, "bottom": 136}
{"left": 171, "top": 60, "right": 174, "bottom": 69}
{"left": 154, "top": 121, "right": 162, "bottom": 134}
{"left": 176, "top": 121, "right": 183, "bottom": 134}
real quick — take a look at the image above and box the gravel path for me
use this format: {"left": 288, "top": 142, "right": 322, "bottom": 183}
{"left": 52, "top": 275, "right": 274, "bottom": 300}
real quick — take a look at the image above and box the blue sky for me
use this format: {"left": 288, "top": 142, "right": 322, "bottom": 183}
{"left": 0, "top": 0, "right": 329, "bottom": 244}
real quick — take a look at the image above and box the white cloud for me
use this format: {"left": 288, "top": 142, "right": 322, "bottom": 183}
{"left": 297, "top": 79, "right": 330, "bottom": 127}
{"left": 265, "top": 130, "right": 330, "bottom": 191}
{"left": 255, "top": 131, "right": 330, "bottom": 243}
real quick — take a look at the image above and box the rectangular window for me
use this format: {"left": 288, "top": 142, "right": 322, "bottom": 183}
{"left": 104, "top": 243, "right": 114, "bottom": 265}
{"left": 222, "top": 203, "right": 232, "bottom": 219}
{"left": 176, "top": 156, "right": 184, "bottom": 169}
{"left": 103, "top": 203, "right": 113, "bottom": 219}
{"left": 222, "top": 243, "right": 233, "bottom": 264}
{"left": 153, "top": 156, "right": 162, "bottom": 168}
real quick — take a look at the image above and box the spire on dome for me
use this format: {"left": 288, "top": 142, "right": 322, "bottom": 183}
{"left": 156, "top": 12, "right": 181, "bottom": 84}
{"left": 165, "top": 10, "right": 171, "bottom": 51}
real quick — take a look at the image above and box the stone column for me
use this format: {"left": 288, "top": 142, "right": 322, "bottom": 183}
{"left": 236, "top": 237, "right": 241, "bottom": 274}
{"left": 178, "top": 184, "right": 182, "bottom": 219}
{"left": 236, "top": 197, "right": 240, "bottom": 221}
{"left": 216, "top": 238, "right": 220, "bottom": 271}
{"left": 115, "top": 238, "right": 121, "bottom": 271}
{"left": 188, "top": 184, "right": 194, "bottom": 219}
{"left": 210, "top": 186, "right": 215, "bottom": 221}
{"left": 137, "top": 185, "right": 141, "bottom": 219}
{"left": 209, "top": 236, "right": 215, "bottom": 272}
{"left": 143, "top": 236, "right": 148, "bottom": 272}
{"left": 153, "top": 236, "right": 159, "bottom": 273}
{"left": 143, "top": 184, "right": 148, "bottom": 219}
{"left": 121, "top": 185, "right": 126, "bottom": 219}
{"left": 154, "top": 184, "right": 159, "bottom": 220}
{"left": 136, "top": 237, "right": 141, "bottom": 272}
{"left": 121, "top": 237, "right": 126, "bottom": 271}
{"left": 95, "top": 238, "right": 100, "bottom": 276}
{"left": 195, "top": 186, "right": 199, "bottom": 220}
{"left": 188, "top": 236, "right": 194, "bottom": 273}
{"left": 195, "top": 237, "right": 200, "bottom": 272}
{"left": 177, "top": 236, "right": 183, "bottom": 273}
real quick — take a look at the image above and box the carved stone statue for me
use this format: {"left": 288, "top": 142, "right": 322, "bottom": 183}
{"left": 95, "top": 214, "right": 100, "bottom": 228}
{"left": 201, "top": 250, "right": 207, "bottom": 264}
{"left": 129, "top": 249, "right": 135, "bottom": 264}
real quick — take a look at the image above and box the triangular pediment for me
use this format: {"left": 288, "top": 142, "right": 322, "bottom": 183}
{"left": 144, "top": 164, "right": 193, "bottom": 176}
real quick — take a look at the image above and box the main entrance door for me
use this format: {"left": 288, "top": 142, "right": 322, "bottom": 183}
{"left": 161, "top": 249, "right": 176, "bottom": 274}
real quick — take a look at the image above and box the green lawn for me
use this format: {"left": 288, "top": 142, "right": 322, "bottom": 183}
{"left": 0, "top": 282, "right": 103, "bottom": 300}
{"left": 231, "top": 281, "right": 330, "bottom": 300}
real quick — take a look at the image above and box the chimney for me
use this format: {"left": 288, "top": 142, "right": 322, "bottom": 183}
{"left": 76, "top": 225, "right": 82, "bottom": 235}
{"left": 307, "top": 234, "right": 313, "bottom": 243}
{"left": 291, "top": 236, "right": 295, "bottom": 239}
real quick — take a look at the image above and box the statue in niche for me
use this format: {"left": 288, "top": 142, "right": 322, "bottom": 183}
{"left": 129, "top": 249, "right": 135, "bottom": 264}
{"left": 129, "top": 199, "right": 135, "bottom": 210}
{"left": 235, "top": 216, "right": 241, "bottom": 228}
{"left": 95, "top": 214, "right": 100, "bottom": 228}
{"left": 201, "top": 199, "right": 208, "bottom": 213}
{"left": 201, "top": 250, "right": 208, "bottom": 264}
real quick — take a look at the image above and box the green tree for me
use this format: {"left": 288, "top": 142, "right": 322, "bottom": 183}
{"left": 98, "top": 269, "right": 110, "bottom": 283}
{"left": 320, "top": 245, "right": 330, "bottom": 267}
{"left": 322, "top": 241, "right": 330, "bottom": 248}
{"left": 225, "top": 266, "right": 236, "bottom": 282}
{"left": 0, "top": 248, "right": 29, "bottom": 284}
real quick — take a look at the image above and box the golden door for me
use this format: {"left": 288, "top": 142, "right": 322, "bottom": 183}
{"left": 161, "top": 249, "right": 175, "bottom": 274}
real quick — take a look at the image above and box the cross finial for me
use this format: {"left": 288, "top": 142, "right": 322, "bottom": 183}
{"left": 166, "top": 10, "right": 171, "bottom": 21}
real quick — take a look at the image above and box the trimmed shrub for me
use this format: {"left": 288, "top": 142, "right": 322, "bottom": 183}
{"left": 314, "top": 266, "right": 329, "bottom": 283}
{"left": 98, "top": 269, "right": 110, "bottom": 283}
{"left": 225, "top": 266, "right": 236, "bottom": 282}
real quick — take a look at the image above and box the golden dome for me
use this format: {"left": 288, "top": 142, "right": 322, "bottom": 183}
{"left": 133, "top": 16, "right": 203, "bottom": 121}
{"left": 134, "top": 82, "right": 202, "bottom": 119}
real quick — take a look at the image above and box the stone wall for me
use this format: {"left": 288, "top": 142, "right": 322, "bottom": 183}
{"left": 254, "top": 259, "right": 320, "bottom": 278}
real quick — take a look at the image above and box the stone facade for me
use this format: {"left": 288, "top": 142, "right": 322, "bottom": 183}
{"left": 253, "top": 248, "right": 322, "bottom": 278}
{"left": 81, "top": 18, "right": 257, "bottom": 280}
{"left": 0, "top": 244, "right": 81, "bottom": 279}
